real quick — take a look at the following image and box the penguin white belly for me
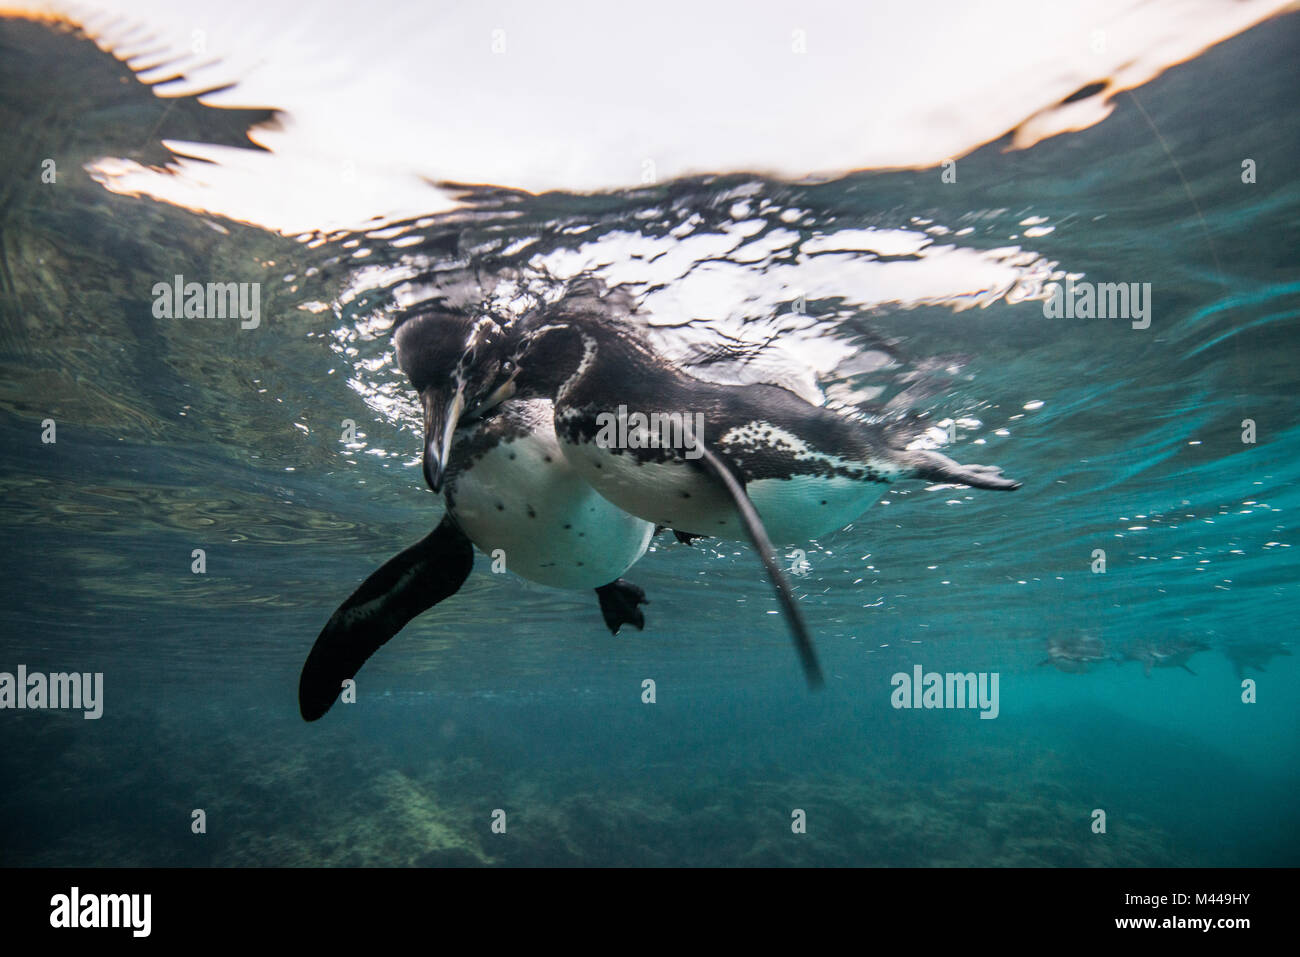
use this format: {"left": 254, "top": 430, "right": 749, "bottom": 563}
{"left": 747, "top": 474, "right": 886, "bottom": 542}
{"left": 446, "top": 404, "right": 653, "bottom": 590}
{"left": 559, "top": 435, "right": 884, "bottom": 545}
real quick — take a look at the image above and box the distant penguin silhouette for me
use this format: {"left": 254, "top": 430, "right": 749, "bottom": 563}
{"left": 1221, "top": 639, "right": 1291, "bottom": 678}
{"left": 1120, "top": 638, "right": 1210, "bottom": 678}
{"left": 1038, "top": 635, "right": 1110, "bottom": 673}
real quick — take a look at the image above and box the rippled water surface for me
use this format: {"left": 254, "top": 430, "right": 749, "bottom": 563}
{"left": 0, "top": 9, "right": 1297, "bottom": 866}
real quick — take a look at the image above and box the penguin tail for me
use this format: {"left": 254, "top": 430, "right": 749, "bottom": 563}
{"left": 299, "top": 515, "right": 473, "bottom": 721}
{"left": 896, "top": 448, "right": 1021, "bottom": 490}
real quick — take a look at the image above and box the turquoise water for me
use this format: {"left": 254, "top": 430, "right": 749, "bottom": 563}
{"left": 0, "top": 13, "right": 1297, "bottom": 867}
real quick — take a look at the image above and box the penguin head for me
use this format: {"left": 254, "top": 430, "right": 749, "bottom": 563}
{"left": 394, "top": 311, "right": 515, "bottom": 492}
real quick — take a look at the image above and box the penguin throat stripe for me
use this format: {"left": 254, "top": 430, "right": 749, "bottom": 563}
{"left": 555, "top": 331, "right": 598, "bottom": 403}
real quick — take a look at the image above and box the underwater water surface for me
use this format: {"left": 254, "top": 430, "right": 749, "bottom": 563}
{"left": 0, "top": 7, "right": 1297, "bottom": 867}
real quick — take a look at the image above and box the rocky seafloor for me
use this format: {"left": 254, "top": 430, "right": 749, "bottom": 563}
{"left": 2, "top": 701, "right": 1189, "bottom": 868}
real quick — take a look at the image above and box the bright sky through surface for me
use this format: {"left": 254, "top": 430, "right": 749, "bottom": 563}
{"left": 11, "top": 0, "right": 1293, "bottom": 233}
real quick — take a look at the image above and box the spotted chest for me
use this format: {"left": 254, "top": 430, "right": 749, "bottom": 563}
{"left": 554, "top": 413, "right": 892, "bottom": 544}
{"left": 444, "top": 399, "right": 654, "bottom": 589}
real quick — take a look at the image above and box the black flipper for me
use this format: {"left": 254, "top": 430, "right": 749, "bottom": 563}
{"left": 898, "top": 449, "right": 1021, "bottom": 490}
{"left": 299, "top": 514, "right": 474, "bottom": 722}
{"left": 1180, "top": 663, "right": 1197, "bottom": 675}
{"left": 595, "top": 578, "right": 648, "bottom": 635}
{"left": 694, "top": 444, "right": 825, "bottom": 689}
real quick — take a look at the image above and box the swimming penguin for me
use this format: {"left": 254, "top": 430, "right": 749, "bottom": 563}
{"left": 1221, "top": 639, "right": 1291, "bottom": 679}
{"left": 501, "top": 279, "right": 1022, "bottom": 685}
{"left": 1119, "top": 638, "right": 1210, "bottom": 678}
{"left": 1038, "top": 635, "right": 1110, "bottom": 673}
{"left": 298, "top": 310, "right": 656, "bottom": 722}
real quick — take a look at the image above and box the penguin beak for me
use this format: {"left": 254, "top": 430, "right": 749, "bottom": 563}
{"left": 466, "top": 372, "right": 517, "bottom": 421}
{"left": 421, "top": 385, "right": 465, "bottom": 493}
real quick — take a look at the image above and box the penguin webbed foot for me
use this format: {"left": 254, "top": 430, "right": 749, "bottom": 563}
{"left": 654, "top": 526, "right": 708, "bottom": 546}
{"left": 595, "top": 579, "right": 648, "bottom": 635}
{"left": 902, "top": 449, "right": 1021, "bottom": 491}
